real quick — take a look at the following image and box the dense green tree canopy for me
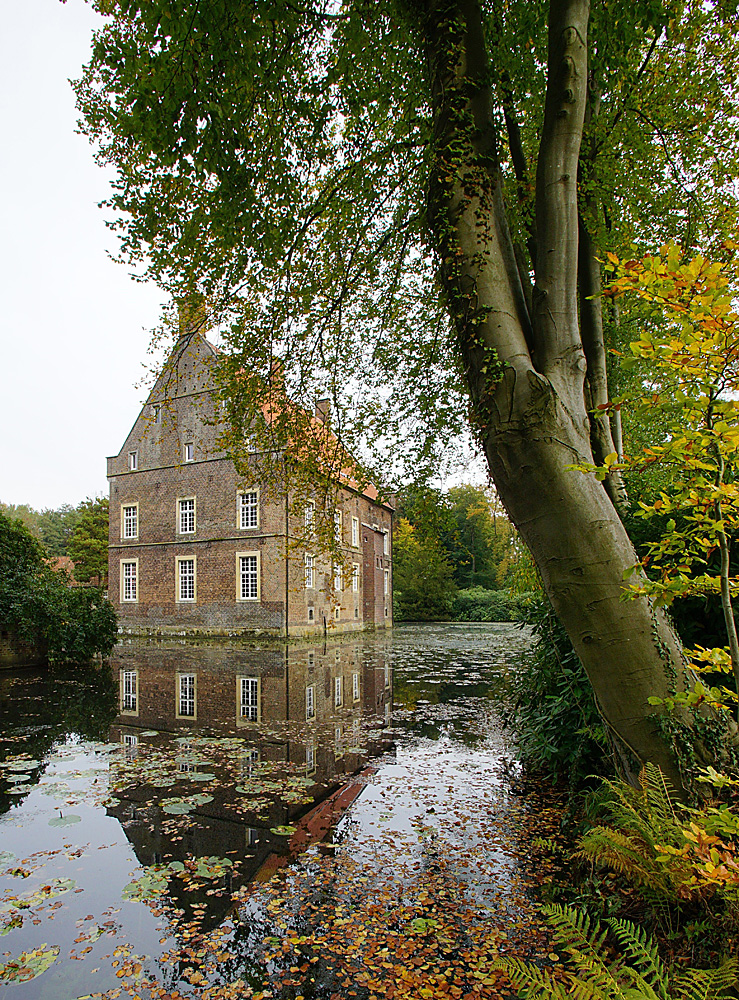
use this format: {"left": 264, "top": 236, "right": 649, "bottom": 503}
{"left": 68, "top": 497, "right": 109, "bottom": 584}
{"left": 75, "top": 0, "right": 739, "bottom": 781}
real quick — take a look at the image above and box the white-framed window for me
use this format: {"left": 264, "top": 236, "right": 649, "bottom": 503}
{"left": 306, "top": 685, "right": 315, "bottom": 721}
{"left": 306, "top": 744, "right": 315, "bottom": 774}
{"left": 247, "top": 827, "right": 260, "bottom": 847}
{"left": 177, "top": 673, "right": 196, "bottom": 718}
{"left": 128, "top": 451, "right": 138, "bottom": 471}
{"left": 177, "top": 557, "right": 196, "bottom": 602}
{"left": 153, "top": 404, "right": 161, "bottom": 423}
{"left": 353, "top": 672, "right": 360, "bottom": 702}
{"left": 179, "top": 497, "right": 196, "bottom": 534}
{"left": 334, "top": 676, "right": 343, "bottom": 708}
{"left": 333, "top": 563, "right": 343, "bottom": 591}
{"left": 122, "top": 732, "right": 139, "bottom": 753}
{"left": 335, "top": 726, "right": 343, "bottom": 756}
{"left": 352, "top": 516, "right": 360, "bottom": 548}
{"left": 305, "top": 501, "right": 315, "bottom": 532}
{"left": 383, "top": 531, "right": 389, "bottom": 555}
{"left": 239, "top": 676, "right": 260, "bottom": 721}
{"left": 122, "top": 503, "right": 138, "bottom": 540}
{"left": 334, "top": 510, "right": 342, "bottom": 543}
{"left": 184, "top": 441, "right": 194, "bottom": 462}
{"left": 352, "top": 563, "right": 359, "bottom": 592}
{"left": 121, "top": 559, "right": 138, "bottom": 603}
{"left": 121, "top": 669, "right": 138, "bottom": 712}
{"left": 304, "top": 553, "right": 314, "bottom": 589}
{"left": 237, "top": 552, "right": 260, "bottom": 601}
{"left": 385, "top": 664, "right": 390, "bottom": 688}
{"left": 384, "top": 568, "right": 389, "bottom": 595}
{"left": 238, "top": 490, "right": 259, "bottom": 529}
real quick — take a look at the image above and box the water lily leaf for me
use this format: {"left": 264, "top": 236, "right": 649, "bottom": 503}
{"left": 122, "top": 871, "right": 169, "bottom": 901}
{"left": 167, "top": 861, "right": 186, "bottom": 872}
{"left": 270, "top": 825, "right": 297, "bottom": 836}
{"left": 48, "top": 814, "right": 82, "bottom": 827}
{"left": 0, "top": 944, "right": 60, "bottom": 982}
{"left": 6, "top": 774, "right": 31, "bottom": 784}
{"left": 162, "top": 800, "right": 193, "bottom": 815}
{"left": 4, "top": 761, "right": 40, "bottom": 772}
{"left": 188, "top": 793, "right": 213, "bottom": 806}
{"left": 7, "top": 786, "right": 32, "bottom": 796}
{"left": 188, "top": 773, "right": 216, "bottom": 782}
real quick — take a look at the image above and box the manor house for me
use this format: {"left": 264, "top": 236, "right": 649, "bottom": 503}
{"left": 108, "top": 331, "right": 393, "bottom": 636}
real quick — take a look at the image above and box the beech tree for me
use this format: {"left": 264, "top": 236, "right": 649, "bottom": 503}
{"left": 75, "top": 0, "right": 739, "bottom": 783}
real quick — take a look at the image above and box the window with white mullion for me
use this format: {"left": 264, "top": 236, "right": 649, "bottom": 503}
{"left": 239, "top": 491, "right": 258, "bottom": 529}
{"left": 122, "top": 670, "right": 137, "bottom": 711}
{"left": 123, "top": 505, "right": 138, "bottom": 539}
{"left": 122, "top": 561, "right": 138, "bottom": 602}
{"left": 179, "top": 559, "right": 196, "bottom": 601}
{"left": 179, "top": 498, "right": 195, "bottom": 534}
{"left": 239, "top": 555, "right": 258, "bottom": 600}
{"left": 240, "top": 677, "right": 259, "bottom": 721}
{"left": 352, "top": 516, "right": 359, "bottom": 548}
{"left": 179, "top": 674, "right": 196, "bottom": 717}
{"left": 304, "top": 553, "right": 314, "bottom": 589}
{"left": 306, "top": 685, "right": 315, "bottom": 721}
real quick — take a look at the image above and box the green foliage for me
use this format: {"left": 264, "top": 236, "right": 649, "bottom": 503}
{"left": 0, "top": 512, "right": 117, "bottom": 662}
{"left": 578, "top": 763, "right": 739, "bottom": 942}
{"left": 495, "top": 903, "right": 738, "bottom": 1000}
{"left": 392, "top": 518, "right": 457, "bottom": 621}
{"left": 502, "top": 599, "right": 612, "bottom": 789}
{"left": 449, "top": 586, "right": 532, "bottom": 622}
{"left": 0, "top": 502, "right": 81, "bottom": 557}
{"left": 67, "top": 497, "right": 109, "bottom": 583}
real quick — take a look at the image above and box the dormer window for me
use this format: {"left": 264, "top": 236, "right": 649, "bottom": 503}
{"left": 184, "top": 442, "right": 194, "bottom": 462}
{"left": 128, "top": 451, "right": 138, "bottom": 471}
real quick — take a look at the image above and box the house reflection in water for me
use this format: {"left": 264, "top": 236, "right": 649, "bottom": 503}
{"left": 107, "top": 635, "right": 392, "bottom": 909}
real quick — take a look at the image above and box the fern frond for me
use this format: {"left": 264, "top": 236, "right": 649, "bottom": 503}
{"left": 492, "top": 957, "right": 571, "bottom": 999}
{"left": 672, "top": 959, "right": 739, "bottom": 1000}
{"left": 606, "top": 916, "right": 670, "bottom": 1000}
{"left": 542, "top": 904, "right": 619, "bottom": 996}
{"left": 577, "top": 827, "right": 672, "bottom": 893}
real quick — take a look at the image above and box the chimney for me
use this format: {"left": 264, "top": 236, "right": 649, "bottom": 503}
{"left": 177, "top": 293, "right": 207, "bottom": 337}
{"left": 315, "top": 398, "right": 331, "bottom": 423}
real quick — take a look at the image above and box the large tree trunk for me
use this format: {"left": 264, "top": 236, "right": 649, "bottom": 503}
{"left": 420, "top": 0, "right": 733, "bottom": 789}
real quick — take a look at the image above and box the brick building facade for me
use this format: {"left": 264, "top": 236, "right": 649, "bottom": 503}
{"left": 108, "top": 333, "right": 393, "bottom": 636}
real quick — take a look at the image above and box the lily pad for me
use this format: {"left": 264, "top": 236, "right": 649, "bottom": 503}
{"left": 4, "top": 760, "right": 40, "bottom": 771}
{"left": 122, "top": 871, "right": 169, "bottom": 902}
{"left": 8, "top": 786, "right": 32, "bottom": 796}
{"left": 48, "top": 814, "right": 82, "bottom": 827}
{"left": 270, "top": 825, "right": 297, "bottom": 837}
{"left": 188, "top": 773, "right": 216, "bottom": 782}
{"left": 188, "top": 793, "right": 213, "bottom": 806}
{"left": 6, "top": 774, "right": 31, "bottom": 784}
{"left": 162, "top": 800, "right": 194, "bottom": 815}
{"left": 0, "top": 944, "right": 60, "bottom": 982}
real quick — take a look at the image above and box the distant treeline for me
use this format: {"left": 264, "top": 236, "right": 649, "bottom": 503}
{"left": 392, "top": 485, "right": 535, "bottom": 622}
{"left": 0, "top": 498, "right": 109, "bottom": 585}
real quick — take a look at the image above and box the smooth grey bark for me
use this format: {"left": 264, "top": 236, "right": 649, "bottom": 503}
{"left": 421, "top": 0, "right": 734, "bottom": 789}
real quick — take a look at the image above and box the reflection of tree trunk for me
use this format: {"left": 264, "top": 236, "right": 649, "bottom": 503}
{"left": 420, "top": 0, "right": 736, "bottom": 789}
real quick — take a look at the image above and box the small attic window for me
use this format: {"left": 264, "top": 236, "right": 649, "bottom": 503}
{"left": 153, "top": 405, "right": 161, "bottom": 423}
{"left": 128, "top": 451, "right": 138, "bottom": 471}
{"left": 184, "top": 442, "right": 194, "bottom": 463}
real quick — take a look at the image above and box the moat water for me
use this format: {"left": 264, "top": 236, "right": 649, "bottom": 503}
{"left": 0, "top": 623, "right": 554, "bottom": 1000}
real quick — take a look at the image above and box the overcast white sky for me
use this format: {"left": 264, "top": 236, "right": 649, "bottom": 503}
{"left": 0, "top": 0, "right": 167, "bottom": 511}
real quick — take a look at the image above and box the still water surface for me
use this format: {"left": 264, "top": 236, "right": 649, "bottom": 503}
{"left": 0, "top": 623, "right": 543, "bottom": 999}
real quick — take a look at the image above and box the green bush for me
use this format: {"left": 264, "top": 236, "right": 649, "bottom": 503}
{"left": 501, "top": 598, "right": 613, "bottom": 789}
{"left": 0, "top": 512, "right": 117, "bottom": 662}
{"left": 450, "top": 586, "right": 533, "bottom": 622}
